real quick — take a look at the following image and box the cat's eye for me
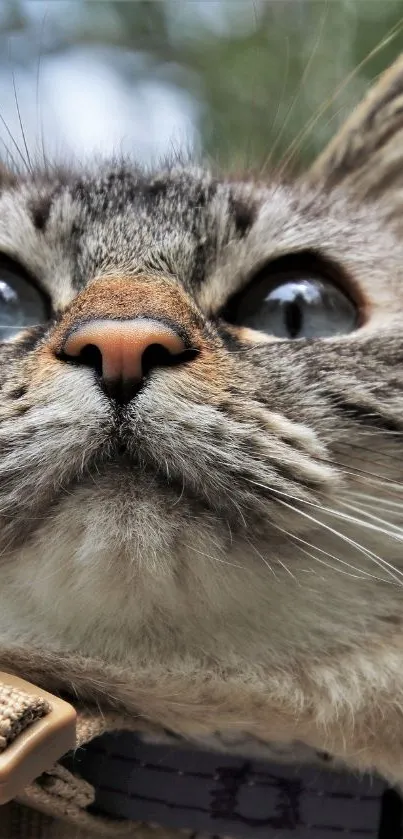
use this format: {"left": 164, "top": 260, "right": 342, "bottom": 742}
{"left": 0, "top": 258, "right": 48, "bottom": 340}
{"left": 222, "top": 260, "right": 357, "bottom": 340}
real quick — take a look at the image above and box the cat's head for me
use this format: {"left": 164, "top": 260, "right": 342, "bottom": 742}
{"left": 1, "top": 59, "right": 403, "bottom": 670}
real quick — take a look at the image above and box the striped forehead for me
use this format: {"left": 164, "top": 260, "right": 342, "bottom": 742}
{"left": 0, "top": 166, "right": 392, "bottom": 326}
{"left": 3, "top": 168, "right": 256, "bottom": 309}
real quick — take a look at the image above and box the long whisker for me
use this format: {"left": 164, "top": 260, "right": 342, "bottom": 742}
{"left": 245, "top": 537, "right": 283, "bottom": 581}
{"left": 290, "top": 540, "right": 380, "bottom": 582}
{"left": 271, "top": 520, "right": 387, "bottom": 582}
{"left": 185, "top": 543, "right": 246, "bottom": 571}
{"left": 272, "top": 495, "right": 403, "bottom": 587}
{"left": 0, "top": 135, "right": 20, "bottom": 173}
{"left": 277, "top": 16, "right": 403, "bottom": 174}
{"left": 0, "top": 107, "right": 29, "bottom": 173}
{"left": 316, "top": 498, "right": 403, "bottom": 543}
{"left": 12, "top": 73, "right": 32, "bottom": 173}
{"left": 0, "top": 44, "right": 30, "bottom": 173}
{"left": 321, "top": 458, "right": 403, "bottom": 492}
{"left": 36, "top": 9, "right": 48, "bottom": 169}
{"left": 333, "top": 470, "right": 403, "bottom": 501}
{"left": 344, "top": 491, "right": 403, "bottom": 512}
{"left": 245, "top": 478, "right": 403, "bottom": 585}
{"left": 267, "top": 3, "right": 328, "bottom": 167}
{"left": 337, "top": 497, "right": 403, "bottom": 537}
{"left": 265, "top": 34, "right": 290, "bottom": 161}
{"left": 247, "top": 478, "right": 403, "bottom": 546}
{"left": 336, "top": 440, "right": 403, "bottom": 466}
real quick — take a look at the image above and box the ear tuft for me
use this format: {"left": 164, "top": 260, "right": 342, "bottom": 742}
{"left": 306, "top": 53, "right": 403, "bottom": 214}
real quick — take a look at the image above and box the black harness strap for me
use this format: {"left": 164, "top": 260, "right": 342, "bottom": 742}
{"left": 65, "top": 732, "right": 403, "bottom": 838}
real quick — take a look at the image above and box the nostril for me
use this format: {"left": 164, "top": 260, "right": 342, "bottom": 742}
{"left": 78, "top": 344, "right": 103, "bottom": 377}
{"left": 61, "top": 343, "right": 104, "bottom": 377}
{"left": 141, "top": 343, "right": 176, "bottom": 378}
{"left": 141, "top": 343, "right": 199, "bottom": 378}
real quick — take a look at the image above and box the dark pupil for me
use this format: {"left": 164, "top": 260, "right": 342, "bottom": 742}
{"left": 284, "top": 300, "right": 302, "bottom": 338}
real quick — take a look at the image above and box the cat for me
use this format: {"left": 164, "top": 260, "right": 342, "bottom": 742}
{"left": 1, "top": 53, "right": 403, "bottom": 789}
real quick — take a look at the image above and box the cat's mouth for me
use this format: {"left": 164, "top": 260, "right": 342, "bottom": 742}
{"left": 75, "top": 403, "right": 330, "bottom": 538}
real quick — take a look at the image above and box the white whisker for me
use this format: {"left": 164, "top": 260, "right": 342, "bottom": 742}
{"left": 271, "top": 521, "right": 387, "bottom": 583}
{"left": 245, "top": 478, "right": 403, "bottom": 586}
{"left": 244, "top": 537, "right": 282, "bottom": 581}
{"left": 274, "top": 495, "right": 403, "bottom": 587}
{"left": 324, "top": 459, "right": 403, "bottom": 491}
{"left": 344, "top": 491, "right": 403, "bottom": 512}
{"left": 185, "top": 544, "right": 246, "bottom": 571}
{"left": 338, "top": 498, "right": 403, "bottom": 537}
{"left": 248, "top": 478, "right": 403, "bottom": 547}
{"left": 292, "top": 542, "right": 373, "bottom": 581}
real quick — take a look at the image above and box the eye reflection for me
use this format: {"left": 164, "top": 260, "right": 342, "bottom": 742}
{"left": 223, "top": 269, "right": 358, "bottom": 340}
{"left": 0, "top": 264, "right": 48, "bottom": 341}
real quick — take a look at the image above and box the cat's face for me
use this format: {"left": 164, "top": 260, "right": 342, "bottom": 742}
{"left": 0, "top": 164, "right": 402, "bottom": 667}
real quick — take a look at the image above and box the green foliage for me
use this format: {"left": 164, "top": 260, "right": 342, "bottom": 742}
{"left": 2, "top": 0, "right": 403, "bottom": 170}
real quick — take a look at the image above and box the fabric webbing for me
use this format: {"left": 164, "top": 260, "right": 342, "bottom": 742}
{"left": 67, "top": 731, "right": 403, "bottom": 839}
{"left": 0, "top": 684, "right": 49, "bottom": 754}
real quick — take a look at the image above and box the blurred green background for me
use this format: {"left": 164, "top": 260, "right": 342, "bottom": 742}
{"left": 0, "top": 0, "right": 402, "bottom": 174}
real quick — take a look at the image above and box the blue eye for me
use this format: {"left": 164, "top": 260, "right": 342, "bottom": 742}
{"left": 223, "top": 259, "right": 358, "bottom": 339}
{"left": 244, "top": 277, "right": 356, "bottom": 339}
{"left": 0, "top": 261, "right": 48, "bottom": 341}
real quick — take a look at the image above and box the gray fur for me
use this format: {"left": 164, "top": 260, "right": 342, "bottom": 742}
{"left": 1, "top": 155, "right": 403, "bottom": 781}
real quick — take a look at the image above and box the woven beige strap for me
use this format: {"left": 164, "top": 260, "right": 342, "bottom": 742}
{"left": 0, "top": 673, "right": 76, "bottom": 807}
{"left": 0, "top": 683, "right": 50, "bottom": 753}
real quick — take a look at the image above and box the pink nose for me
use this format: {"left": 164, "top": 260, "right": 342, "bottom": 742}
{"left": 61, "top": 318, "right": 188, "bottom": 402}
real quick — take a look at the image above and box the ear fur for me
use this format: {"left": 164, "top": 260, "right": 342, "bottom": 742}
{"left": 306, "top": 53, "right": 403, "bottom": 216}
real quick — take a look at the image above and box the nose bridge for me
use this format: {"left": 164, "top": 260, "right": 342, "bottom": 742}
{"left": 70, "top": 275, "right": 193, "bottom": 328}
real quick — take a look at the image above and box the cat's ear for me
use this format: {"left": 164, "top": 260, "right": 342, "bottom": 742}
{"left": 306, "top": 53, "right": 403, "bottom": 211}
